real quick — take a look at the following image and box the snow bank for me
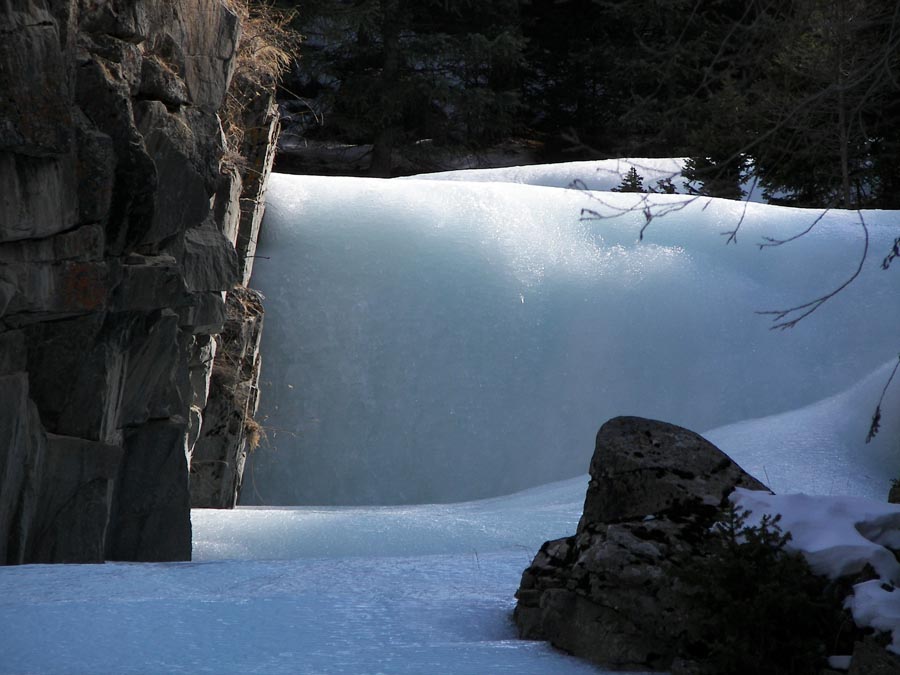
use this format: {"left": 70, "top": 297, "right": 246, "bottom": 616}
{"left": 407, "top": 157, "right": 771, "bottom": 201}
{"left": 705, "top": 357, "right": 900, "bottom": 498}
{"left": 407, "top": 157, "right": 688, "bottom": 192}
{"left": 3, "top": 161, "right": 898, "bottom": 675}
{"left": 193, "top": 476, "right": 588, "bottom": 561}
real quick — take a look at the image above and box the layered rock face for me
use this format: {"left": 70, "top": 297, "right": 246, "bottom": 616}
{"left": 0, "top": 0, "right": 276, "bottom": 563}
{"left": 514, "top": 416, "right": 769, "bottom": 671}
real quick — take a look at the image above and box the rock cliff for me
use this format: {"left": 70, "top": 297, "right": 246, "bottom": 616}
{"left": 0, "top": 0, "right": 277, "bottom": 563}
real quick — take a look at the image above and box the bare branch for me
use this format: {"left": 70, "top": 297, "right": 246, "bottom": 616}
{"left": 577, "top": 189, "right": 700, "bottom": 241}
{"left": 758, "top": 209, "right": 830, "bottom": 249}
{"left": 882, "top": 236, "right": 900, "bottom": 270}
{"left": 866, "top": 356, "right": 900, "bottom": 443}
{"left": 756, "top": 210, "right": 870, "bottom": 330}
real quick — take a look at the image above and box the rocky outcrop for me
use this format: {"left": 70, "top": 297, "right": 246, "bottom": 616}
{"left": 186, "top": 2, "right": 282, "bottom": 508}
{"left": 513, "top": 416, "right": 769, "bottom": 671}
{"left": 190, "top": 287, "right": 264, "bottom": 508}
{"left": 0, "top": 0, "right": 277, "bottom": 563}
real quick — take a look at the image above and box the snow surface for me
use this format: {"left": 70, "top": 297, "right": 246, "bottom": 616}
{"left": 706, "top": 357, "right": 900, "bottom": 498}
{"left": 406, "top": 157, "right": 770, "bottom": 201}
{"left": 0, "top": 477, "right": 634, "bottom": 675}
{"left": 1, "top": 161, "right": 898, "bottom": 674}
{"left": 407, "top": 157, "right": 689, "bottom": 192}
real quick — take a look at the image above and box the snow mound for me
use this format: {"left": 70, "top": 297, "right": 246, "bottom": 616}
{"left": 407, "top": 158, "right": 771, "bottom": 201}
{"left": 407, "top": 157, "right": 688, "bottom": 192}
{"left": 193, "top": 476, "right": 588, "bottom": 561}
{"left": 705, "top": 357, "right": 900, "bottom": 499}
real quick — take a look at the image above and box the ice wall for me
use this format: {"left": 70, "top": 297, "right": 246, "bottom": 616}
{"left": 246, "top": 172, "right": 900, "bottom": 505}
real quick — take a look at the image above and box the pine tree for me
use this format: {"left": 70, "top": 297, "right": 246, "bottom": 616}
{"left": 752, "top": 0, "right": 900, "bottom": 208}
{"left": 613, "top": 167, "right": 646, "bottom": 193}
{"left": 279, "top": 0, "right": 524, "bottom": 176}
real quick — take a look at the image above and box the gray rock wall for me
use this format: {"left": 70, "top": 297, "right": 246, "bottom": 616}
{"left": 0, "top": 0, "right": 276, "bottom": 563}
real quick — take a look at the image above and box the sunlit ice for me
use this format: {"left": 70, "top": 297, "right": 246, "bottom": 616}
{"left": 246, "top": 166, "right": 900, "bottom": 506}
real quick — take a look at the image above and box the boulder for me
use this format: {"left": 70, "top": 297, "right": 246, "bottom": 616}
{"left": 514, "top": 416, "right": 769, "bottom": 671}
{"left": 578, "top": 415, "right": 768, "bottom": 530}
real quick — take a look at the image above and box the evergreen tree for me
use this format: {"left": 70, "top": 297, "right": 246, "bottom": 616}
{"left": 519, "top": 0, "right": 620, "bottom": 157}
{"left": 280, "top": 0, "right": 524, "bottom": 175}
{"left": 275, "top": 0, "right": 900, "bottom": 201}
{"left": 677, "top": 506, "right": 851, "bottom": 675}
{"left": 752, "top": 0, "right": 900, "bottom": 208}
{"left": 613, "top": 167, "right": 646, "bottom": 193}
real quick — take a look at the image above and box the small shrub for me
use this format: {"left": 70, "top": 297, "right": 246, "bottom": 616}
{"left": 244, "top": 415, "right": 267, "bottom": 451}
{"left": 650, "top": 177, "right": 678, "bottom": 194}
{"left": 676, "top": 504, "right": 854, "bottom": 675}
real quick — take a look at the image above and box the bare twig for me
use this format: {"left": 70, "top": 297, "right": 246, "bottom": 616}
{"left": 756, "top": 210, "right": 869, "bottom": 330}
{"left": 572, "top": 172, "right": 699, "bottom": 241}
{"left": 882, "top": 236, "right": 900, "bottom": 270}
{"left": 866, "top": 356, "right": 900, "bottom": 443}
{"left": 758, "top": 209, "right": 830, "bottom": 249}
{"left": 718, "top": 173, "right": 761, "bottom": 244}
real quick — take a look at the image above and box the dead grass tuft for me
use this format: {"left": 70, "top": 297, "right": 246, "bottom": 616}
{"left": 220, "top": 0, "right": 301, "bottom": 166}
{"left": 244, "top": 415, "right": 267, "bottom": 452}
{"left": 228, "top": 0, "right": 300, "bottom": 88}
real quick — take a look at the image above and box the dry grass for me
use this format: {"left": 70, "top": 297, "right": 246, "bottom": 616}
{"left": 220, "top": 0, "right": 301, "bottom": 164}
{"left": 244, "top": 414, "right": 267, "bottom": 451}
{"left": 227, "top": 0, "right": 300, "bottom": 89}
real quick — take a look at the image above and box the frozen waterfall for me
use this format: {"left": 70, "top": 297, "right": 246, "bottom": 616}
{"left": 245, "top": 165, "right": 900, "bottom": 506}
